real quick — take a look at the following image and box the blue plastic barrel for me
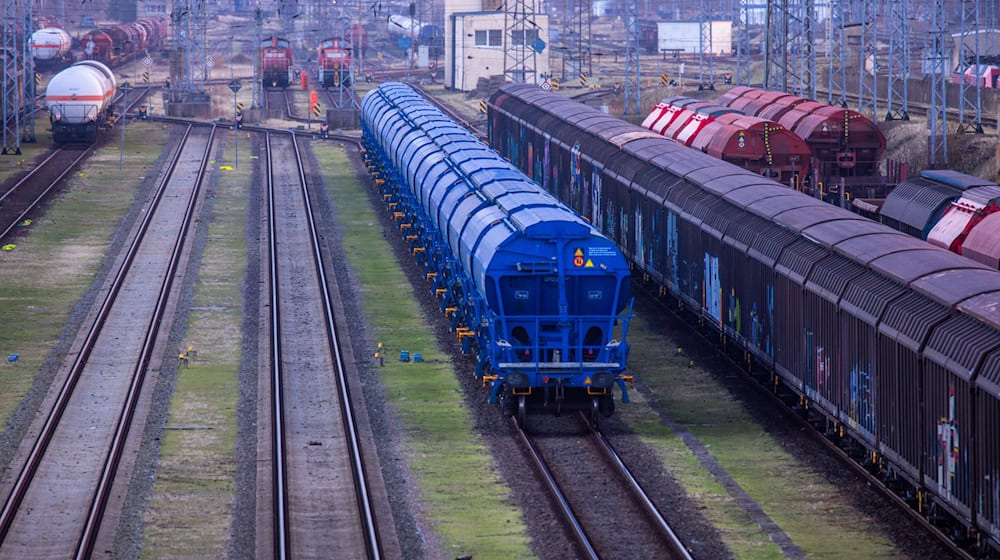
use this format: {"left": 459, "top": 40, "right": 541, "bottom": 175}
{"left": 399, "top": 350, "right": 410, "bottom": 362}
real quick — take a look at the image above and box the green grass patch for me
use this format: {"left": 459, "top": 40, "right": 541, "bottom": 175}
{"left": 314, "top": 142, "right": 532, "bottom": 560}
{"left": 621, "top": 309, "right": 900, "bottom": 559}
{"left": 0, "top": 126, "right": 55, "bottom": 184}
{"left": 141, "top": 133, "right": 251, "bottom": 558}
{"left": 0, "top": 123, "right": 168, "bottom": 421}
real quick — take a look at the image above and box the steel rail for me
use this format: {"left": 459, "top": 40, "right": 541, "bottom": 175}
{"left": 0, "top": 124, "right": 197, "bottom": 543}
{"left": 289, "top": 132, "right": 382, "bottom": 558}
{"left": 76, "top": 124, "right": 217, "bottom": 558}
{"left": 634, "top": 282, "right": 977, "bottom": 560}
{"left": 264, "top": 132, "right": 292, "bottom": 560}
{"left": 511, "top": 419, "right": 599, "bottom": 560}
{"left": 582, "top": 413, "right": 694, "bottom": 560}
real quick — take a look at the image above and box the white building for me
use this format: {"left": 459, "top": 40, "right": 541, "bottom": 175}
{"left": 445, "top": 0, "right": 551, "bottom": 92}
{"left": 656, "top": 20, "right": 733, "bottom": 56}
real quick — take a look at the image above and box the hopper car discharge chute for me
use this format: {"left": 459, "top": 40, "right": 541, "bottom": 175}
{"left": 359, "top": 82, "right": 635, "bottom": 427}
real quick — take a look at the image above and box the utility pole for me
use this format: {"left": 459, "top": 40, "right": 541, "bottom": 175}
{"left": 885, "top": 0, "right": 910, "bottom": 120}
{"left": 503, "top": 0, "right": 540, "bottom": 84}
{"left": 734, "top": 0, "right": 751, "bottom": 87}
{"left": 857, "top": 0, "right": 877, "bottom": 118}
{"left": 22, "top": 0, "right": 34, "bottom": 143}
{"left": 252, "top": 4, "right": 262, "bottom": 109}
{"left": 698, "top": 0, "right": 714, "bottom": 91}
{"left": 827, "top": 0, "right": 848, "bottom": 107}
{"left": 623, "top": 0, "right": 640, "bottom": 115}
{"left": 957, "top": 0, "right": 984, "bottom": 133}
{"left": 928, "top": 0, "right": 948, "bottom": 166}
{"left": 2, "top": 0, "right": 21, "bottom": 154}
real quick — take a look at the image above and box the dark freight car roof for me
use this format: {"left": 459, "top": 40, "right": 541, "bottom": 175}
{"left": 840, "top": 271, "right": 908, "bottom": 326}
{"left": 878, "top": 292, "right": 951, "bottom": 352}
{"left": 924, "top": 314, "right": 1000, "bottom": 379}
{"left": 912, "top": 269, "right": 1000, "bottom": 308}
{"left": 776, "top": 238, "right": 829, "bottom": 284}
{"left": 803, "top": 219, "right": 899, "bottom": 248}
{"left": 921, "top": 169, "right": 997, "bottom": 190}
{"left": 805, "top": 254, "right": 867, "bottom": 304}
{"left": 880, "top": 177, "right": 961, "bottom": 238}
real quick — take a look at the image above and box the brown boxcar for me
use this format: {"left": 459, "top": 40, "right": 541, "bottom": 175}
{"left": 488, "top": 83, "right": 1000, "bottom": 554}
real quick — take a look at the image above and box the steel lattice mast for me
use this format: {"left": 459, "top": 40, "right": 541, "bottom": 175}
{"left": 734, "top": 0, "right": 751, "bottom": 87}
{"left": 764, "top": 0, "right": 789, "bottom": 90}
{"left": 698, "top": 0, "right": 714, "bottom": 91}
{"left": 957, "top": 0, "right": 984, "bottom": 133}
{"left": 562, "top": 0, "right": 591, "bottom": 80}
{"left": 21, "top": 0, "right": 32, "bottom": 143}
{"left": 337, "top": 9, "right": 355, "bottom": 109}
{"left": 885, "top": 0, "right": 909, "bottom": 120}
{"left": 2, "top": 0, "right": 21, "bottom": 154}
{"left": 623, "top": 0, "right": 640, "bottom": 115}
{"left": 252, "top": 4, "right": 262, "bottom": 109}
{"left": 826, "top": 0, "right": 848, "bottom": 106}
{"left": 792, "top": 0, "right": 815, "bottom": 99}
{"left": 928, "top": 0, "right": 948, "bottom": 165}
{"left": 503, "top": 0, "right": 538, "bottom": 84}
{"left": 856, "top": 0, "right": 877, "bottom": 118}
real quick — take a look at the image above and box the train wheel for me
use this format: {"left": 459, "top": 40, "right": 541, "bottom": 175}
{"left": 589, "top": 397, "right": 600, "bottom": 430}
{"left": 516, "top": 395, "right": 526, "bottom": 430}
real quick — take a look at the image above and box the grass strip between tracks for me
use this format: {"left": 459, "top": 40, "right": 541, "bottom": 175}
{"left": 315, "top": 142, "right": 533, "bottom": 560}
{"left": 622, "top": 309, "right": 901, "bottom": 559}
{"left": 141, "top": 130, "right": 249, "bottom": 556}
{"left": 0, "top": 123, "right": 167, "bottom": 422}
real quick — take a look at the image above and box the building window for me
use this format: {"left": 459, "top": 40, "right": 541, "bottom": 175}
{"left": 511, "top": 29, "right": 538, "bottom": 47}
{"left": 475, "top": 29, "right": 502, "bottom": 47}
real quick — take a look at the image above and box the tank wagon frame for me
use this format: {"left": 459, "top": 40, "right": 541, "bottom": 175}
{"left": 489, "top": 83, "right": 1000, "bottom": 556}
{"left": 361, "top": 83, "right": 635, "bottom": 426}
{"left": 46, "top": 60, "right": 117, "bottom": 145}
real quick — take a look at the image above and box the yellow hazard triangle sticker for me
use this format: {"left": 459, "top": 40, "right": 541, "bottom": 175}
{"left": 585, "top": 259, "right": 594, "bottom": 267}
{"left": 584, "top": 376, "right": 592, "bottom": 385}
{"left": 574, "top": 248, "right": 583, "bottom": 256}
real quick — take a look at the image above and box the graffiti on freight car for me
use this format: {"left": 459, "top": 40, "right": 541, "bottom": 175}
{"left": 704, "top": 253, "right": 721, "bottom": 322}
{"left": 848, "top": 362, "right": 875, "bottom": 436}
{"left": 936, "top": 388, "right": 960, "bottom": 495}
{"left": 620, "top": 204, "right": 629, "bottom": 253}
{"left": 542, "top": 137, "right": 551, "bottom": 192}
{"left": 667, "top": 211, "right": 679, "bottom": 288}
{"left": 591, "top": 172, "right": 603, "bottom": 227}
{"left": 992, "top": 475, "right": 999, "bottom": 540}
{"left": 527, "top": 143, "right": 535, "bottom": 181}
{"left": 635, "top": 207, "right": 645, "bottom": 268}
{"left": 728, "top": 289, "right": 741, "bottom": 334}
{"left": 570, "top": 142, "right": 582, "bottom": 211}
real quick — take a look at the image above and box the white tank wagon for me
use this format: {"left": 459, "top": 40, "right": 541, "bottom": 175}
{"left": 46, "top": 61, "right": 117, "bottom": 144}
{"left": 31, "top": 27, "right": 72, "bottom": 62}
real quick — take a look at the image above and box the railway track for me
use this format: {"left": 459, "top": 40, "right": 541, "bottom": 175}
{"left": 633, "top": 280, "right": 977, "bottom": 560}
{"left": 514, "top": 414, "right": 693, "bottom": 559}
{"left": 0, "top": 124, "right": 215, "bottom": 558}
{"left": 0, "top": 86, "right": 151, "bottom": 242}
{"left": 260, "top": 131, "right": 386, "bottom": 558}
